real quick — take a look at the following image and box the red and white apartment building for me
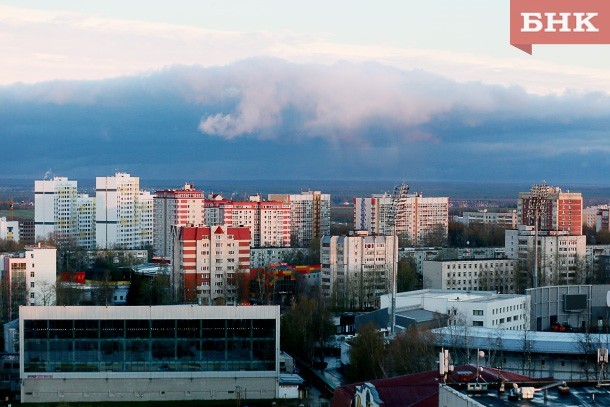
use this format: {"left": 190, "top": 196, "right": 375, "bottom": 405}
{"left": 172, "top": 225, "right": 251, "bottom": 305}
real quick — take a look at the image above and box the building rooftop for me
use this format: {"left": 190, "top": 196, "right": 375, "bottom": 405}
{"left": 395, "top": 289, "right": 524, "bottom": 303}
{"left": 331, "top": 364, "right": 536, "bottom": 407}
{"left": 448, "top": 380, "right": 610, "bottom": 406}
{"left": 432, "top": 326, "right": 610, "bottom": 355}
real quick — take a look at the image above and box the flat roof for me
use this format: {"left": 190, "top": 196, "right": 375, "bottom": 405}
{"left": 433, "top": 327, "right": 610, "bottom": 355}
{"left": 394, "top": 289, "right": 525, "bottom": 303}
{"left": 450, "top": 382, "right": 610, "bottom": 406}
{"left": 19, "top": 305, "right": 280, "bottom": 321}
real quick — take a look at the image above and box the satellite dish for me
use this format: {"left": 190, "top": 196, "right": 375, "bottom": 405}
{"left": 606, "top": 291, "right": 610, "bottom": 307}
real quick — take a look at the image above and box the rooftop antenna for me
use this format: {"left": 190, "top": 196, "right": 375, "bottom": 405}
{"left": 438, "top": 348, "right": 453, "bottom": 383}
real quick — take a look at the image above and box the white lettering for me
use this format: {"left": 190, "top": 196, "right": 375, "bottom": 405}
{"left": 544, "top": 12, "right": 572, "bottom": 32}
{"left": 522, "top": 13, "right": 543, "bottom": 32}
{"left": 573, "top": 12, "right": 599, "bottom": 32}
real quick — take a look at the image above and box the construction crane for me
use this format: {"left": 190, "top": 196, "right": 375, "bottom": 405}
{"left": 0, "top": 196, "right": 14, "bottom": 221}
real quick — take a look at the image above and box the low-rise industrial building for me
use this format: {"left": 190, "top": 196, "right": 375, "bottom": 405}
{"left": 20, "top": 305, "right": 280, "bottom": 403}
{"left": 380, "top": 289, "right": 529, "bottom": 330}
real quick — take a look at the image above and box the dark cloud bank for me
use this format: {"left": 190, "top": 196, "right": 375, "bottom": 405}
{"left": 1, "top": 58, "right": 609, "bottom": 184}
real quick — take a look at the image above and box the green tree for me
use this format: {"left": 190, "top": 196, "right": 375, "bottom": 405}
{"left": 307, "top": 237, "right": 321, "bottom": 264}
{"left": 397, "top": 257, "right": 419, "bottom": 292}
{"left": 398, "top": 232, "right": 412, "bottom": 248}
{"left": 0, "top": 238, "right": 24, "bottom": 253}
{"left": 346, "top": 323, "right": 386, "bottom": 382}
{"left": 281, "top": 297, "right": 334, "bottom": 365}
{"left": 385, "top": 326, "right": 435, "bottom": 376}
{"left": 421, "top": 223, "right": 447, "bottom": 247}
{"left": 126, "top": 273, "right": 171, "bottom": 305}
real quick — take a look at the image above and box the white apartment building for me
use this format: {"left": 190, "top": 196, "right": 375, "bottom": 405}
{"left": 172, "top": 225, "right": 251, "bottom": 305}
{"left": 0, "top": 217, "right": 19, "bottom": 242}
{"left": 34, "top": 177, "right": 78, "bottom": 244}
{"left": 154, "top": 183, "right": 205, "bottom": 258}
{"left": 321, "top": 232, "right": 397, "bottom": 308}
{"left": 222, "top": 198, "right": 291, "bottom": 248}
{"left": 96, "top": 173, "right": 152, "bottom": 249}
{"left": 268, "top": 191, "right": 330, "bottom": 247}
{"left": 505, "top": 225, "right": 586, "bottom": 286}
{"left": 422, "top": 258, "right": 518, "bottom": 293}
{"left": 354, "top": 185, "right": 449, "bottom": 246}
{"left": 458, "top": 209, "right": 517, "bottom": 228}
{"left": 138, "top": 190, "right": 154, "bottom": 249}
{"left": 203, "top": 194, "right": 228, "bottom": 226}
{"left": 353, "top": 193, "right": 394, "bottom": 235}
{"left": 380, "top": 289, "right": 529, "bottom": 330}
{"left": 250, "top": 247, "right": 310, "bottom": 268}
{"left": 583, "top": 205, "right": 607, "bottom": 229}
{"left": 76, "top": 194, "right": 95, "bottom": 249}
{"left": 2, "top": 245, "right": 57, "bottom": 320}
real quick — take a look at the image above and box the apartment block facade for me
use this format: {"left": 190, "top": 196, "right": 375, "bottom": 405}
{"left": 354, "top": 185, "right": 449, "bottom": 246}
{"left": 422, "top": 258, "right": 519, "bottom": 293}
{"left": 269, "top": 191, "right": 330, "bottom": 247}
{"left": 2, "top": 246, "right": 57, "bottom": 321}
{"left": 517, "top": 185, "right": 583, "bottom": 236}
{"left": 505, "top": 225, "right": 586, "bottom": 286}
{"left": 96, "top": 173, "right": 153, "bottom": 249}
{"left": 172, "top": 225, "right": 251, "bottom": 305}
{"left": 321, "top": 232, "right": 397, "bottom": 308}
{"left": 459, "top": 209, "right": 518, "bottom": 228}
{"left": 76, "top": 194, "right": 96, "bottom": 249}
{"left": 353, "top": 193, "right": 394, "bottom": 235}
{"left": 0, "top": 217, "right": 19, "bottom": 242}
{"left": 154, "top": 183, "right": 205, "bottom": 258}
{"left": 34, "top": 177, "right": 78, "bottom": 244}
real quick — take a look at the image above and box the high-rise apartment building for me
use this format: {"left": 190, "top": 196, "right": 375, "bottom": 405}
{"left": 353, "top": 193, "right": 394, "bottom": 235}
{"left": 268, "top": 191, "right": 330, "bottom": 247}
{"left": 354, "top": 185, "right": 449, "bottom": 246}
{"left": 505, "top": 225, "right": 586, "bottom": 286}
{"left": 517, "top": 185, "right": 583, "bottom": 236}
{"left": 459, "top": 209, "right": 518, "bottom": 229}
{"left": 583, "top": 205, "right": 607, "bottom": 229}
{"left": 172, "top": 225, "right": 251, "bottom": 305}
{"left": 507, "top": 185, "right": 586, "bottom": 289}
{"left": 154, "top": 183, "right": 206, "bottom": 258}
{"left": 76, "top": 194, "right": 96, "bottom": 249}
{"left": 34, "top": 177, "right": 78, "bottom": 244}
{"left": 205, "top": 197, "right": 290, "bottom": 248}
{"left": 320, "top": 231, "right": 397, "bottom": 308}
{"left": 95, "top": 173, "right": 152, "bottom": 249}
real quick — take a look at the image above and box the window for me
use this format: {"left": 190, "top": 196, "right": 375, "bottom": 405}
{"left": 473, "top": 310, "right": 484, "bottom": 316}
{"left": 30, "top": 282, "right": 35, "bottom": 288}
{"left": 473, "top": 321, "right": 483, "bottom": 327}
{"left": 30, "top": 271, "right": 35, "bottom": 278}
{"left": 30, "top": 292, "right": 35, "bottom": 298}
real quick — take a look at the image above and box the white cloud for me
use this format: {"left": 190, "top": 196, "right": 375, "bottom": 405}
{"left": 3, "top": 4, "right": 610, "bottom": 95}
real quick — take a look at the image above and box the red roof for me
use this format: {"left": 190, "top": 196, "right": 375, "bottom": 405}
{"left": 180, "top": 226, "right": 211, "bottom": 241}
{"left": 180, "top": 225, "right": 250, "bottom": 242}
{"left": 227, "top": 226, "right": 251, "bottom": 241}
{"left": 331, "top": 365, "right": 538, "bottom": 407}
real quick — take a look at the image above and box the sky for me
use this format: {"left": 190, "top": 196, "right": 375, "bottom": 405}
{"left": 1, "top": 1, "right": 610, "bottom": 183}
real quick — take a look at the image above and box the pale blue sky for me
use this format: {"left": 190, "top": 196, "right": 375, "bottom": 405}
{"left": 1, "top": 0, "right": 610, "bottom": 91}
